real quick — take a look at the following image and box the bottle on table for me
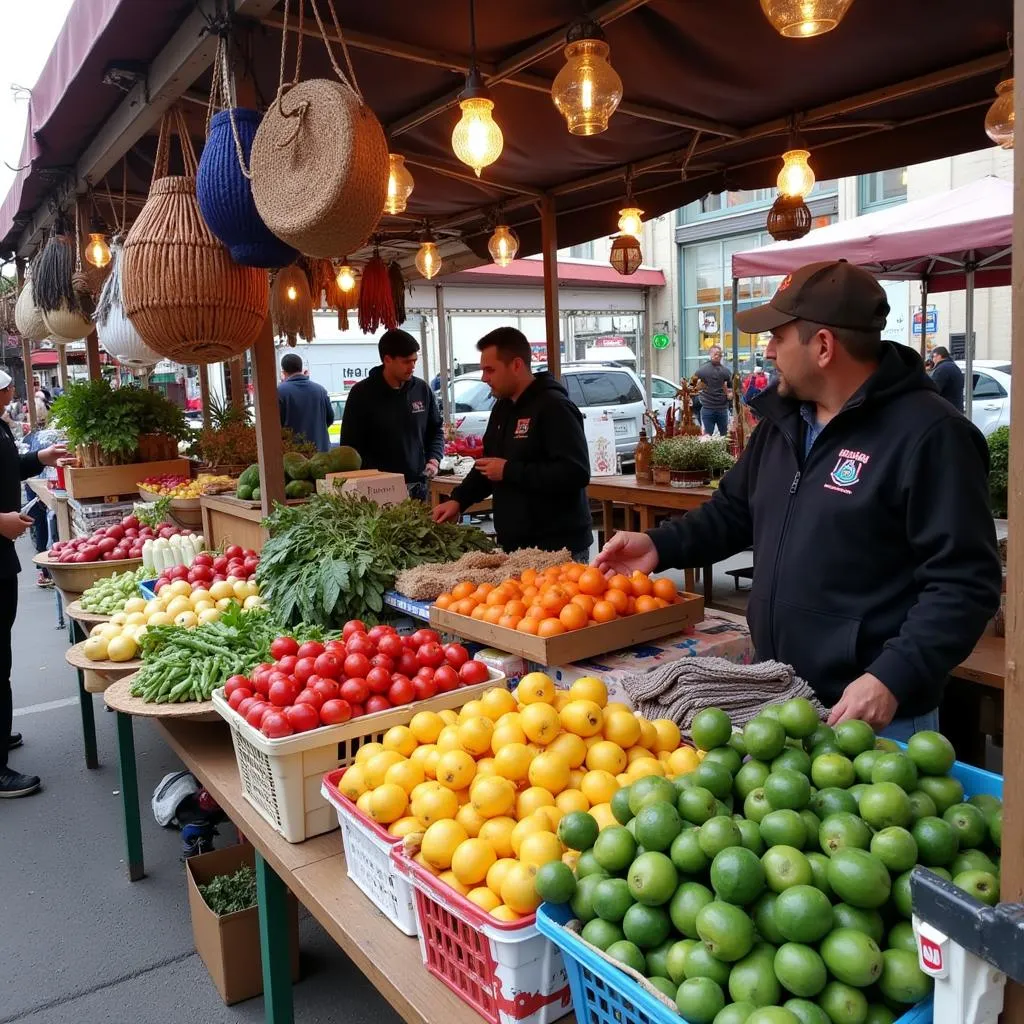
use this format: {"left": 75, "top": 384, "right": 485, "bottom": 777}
{"left": 634, "top": 428, "right": 653, "bottom": 484}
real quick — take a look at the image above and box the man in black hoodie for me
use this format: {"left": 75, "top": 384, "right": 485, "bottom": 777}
{"left": 340, "top": 329, "right": 444, "bottom": 500}
{"left": 433, "top": 327, "right": 592, "bottom": 559}
{"left": 596, "top": 260, "right": 1000, "bottom": 740}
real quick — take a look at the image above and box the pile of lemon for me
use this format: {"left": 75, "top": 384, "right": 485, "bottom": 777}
{"left": 339, "top": 673, "right": 702, "bottom": 923}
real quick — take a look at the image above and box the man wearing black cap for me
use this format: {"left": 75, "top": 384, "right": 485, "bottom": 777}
{"left": 929, "top": 346, "right": 965, "bottom": 412}
{"left": 340, "top": 328, "right": 444, "bottom": 499}
{"left": 596, "top": 260, "right": 1001, "bottom": 740}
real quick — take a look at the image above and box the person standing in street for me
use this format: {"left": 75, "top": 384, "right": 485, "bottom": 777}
{"left": 340, "top": 328, "right": 444, "bottom": 500}
{"left": 594, "top": 260, "right": 1000, "bottom": 740}
{"left": 277, "top": 353, "right": 334, "bottom": 452}
{"left": 433, "top": 327, "right": 593, "bottom": 560}
{"left": 695, "top": 345, "right": 733, "bottom": 436}
{"left": 929, "top": 346, "right": 965, "bottom": 412}
{"left": 0, "top": 370, "right": 69, "bottom": 797}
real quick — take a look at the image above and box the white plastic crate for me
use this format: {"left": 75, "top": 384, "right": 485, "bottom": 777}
{"left": 321, "top": 769, "right": 418, "bottom": 936}
{"left": 212, "top": 668, "right": 504, "bottom": 843}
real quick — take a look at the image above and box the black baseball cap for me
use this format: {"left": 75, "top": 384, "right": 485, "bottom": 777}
{"left": 736, "top": 259, "right": 889, "bottom": 334}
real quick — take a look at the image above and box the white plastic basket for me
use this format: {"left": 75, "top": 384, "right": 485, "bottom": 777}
{"left": 212, "top": 668, "right": 504, "bottom": 843}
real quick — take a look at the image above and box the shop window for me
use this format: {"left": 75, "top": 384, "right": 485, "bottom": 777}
{"left": 859, "top": 168, "right": 907, "bottom": 212}
{"left": 569, "top": 241, "right": 595, "bottom": 260}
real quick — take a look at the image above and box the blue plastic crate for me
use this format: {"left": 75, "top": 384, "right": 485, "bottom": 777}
{"left": 138, "top": 579, "right": 158, "bottom": 601}
{"left": 537, "top": 754, "right": 1002, "bottom": 1024}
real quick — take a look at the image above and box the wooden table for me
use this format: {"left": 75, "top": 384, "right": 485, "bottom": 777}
{"left": 158, "top": 720, "right": 543, "bottom": 1024}
{"left": 428, "top": 476, "right": 493, "bottom": 514}
{"left": 943, "top": 632, "right": 1006, "bottom": 768}
{"left": 952, "top": 632, "right": 1005, "bottom": 690}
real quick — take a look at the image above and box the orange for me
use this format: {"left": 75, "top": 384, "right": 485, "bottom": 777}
{"left": 452, "top": 581, "right": 475, "bottom": 601}
{"left": 493, "top": 742, "right": 532, "bottom": 782}
{"left": 456, "top": 800, "right": 488, "bottom": 837}
{"left": 467, "top": 887, "right": 501, "bottom": 913}
{"left": 439, "top": 870, "right": 470, "bottom": 897}
{"left": 652, "top": 719, "right": 682, "bottom": 752}
{"left": 635, "top": 595, "right": 659, "bottom": 614}
{"left": 518, "top": 830, "right": 563, "bottom": 869}
{"left": 505, "top": 599, "right": 527, "bottom": 619}
{"left": 547, "top": 731, "right": 588, "bottom": 768}
{"left": 476, "top": 582, "right": 495, "bottom": 598}
{"left": 540, "top": 586, "right": 569, "bottom": 614}
{"left": 482, "top": 606, "right": 503, "bottom": 625}
{"left": 578, "top": 567, "right": 607, "bottom": 597}
{"left": 421, "top": 819, "right": 469, "bottom": 870}
{"left": 528, "top": 750, "right": 571, "bottom": 794}
{"left": 481, "top": 686, "right": 518, "bottom": 720}
{"left": 412, "top": 784, "right": 459, "bottom": 827}
{"left": 586, "top": 740, "right": 628, "bottom": 775}
{"left": 580, "top": 768, "right": 619, "bottom": 805}
{"left": 498, "top": 614, "right": 522, "bottom": 630}
{"left": 368, "top": 783, "right": 408, "bottom": 824}
{"left": 653, "top": 597, "right": 669, "bottom": 609}
{"left": 521, "top": 703, "right": 561, "bottom": 743}
{"left": 500, "top": 863, "right": 541, "bottom": 915}
{"left": 521, "top": 585, "right": 539, "bottom": 603}
{"left": 516, "top": 617, "right": 540, "bottom": 635}
{"left": 517, "top": 672, "right": 555, "bottom": 704}
{"left": 571, "top": 594, "right": 596, "bottom": 617}
{"left": 603, "top": 710, "right": 642, "bottom": 749}
{"left": 458, "top": 716, "right": 495, "bottom": 756}
{"left": 516, "top": 787, "right": 556, "bottom": 820}
{"left": 653, "top": 578, "right": 678, "bottom": 601}
{"left": 558, "top": 603, "right": 588, "bottom": 632}
{"left": 436, "top": 750, "right": 476, "bottom": 790}
{"left": 485, "top": 586, "right": 510, "bottom": 607}
{"left": 363, "top": 750, "right": 406, "bottom": 788}
{"left": 560, "top": 700, "right": 604, "bottom": 738}
{"left": 565, "top": 564, "right": 585, "bottom": 582}
{"left": 630, "top": 572, "right": 653, "bottom": 597}
{"left": 592, "top": 600, "right": 617, "bottom": 623}
{"left": 435, "top": 593, "right": 453, "bottom": 609}
{"left": 452, "top": 599, "right": 475, "bottom": 616}
{"left": 390, "top": 816, "right": 424, "bottom": 838}
{"left": 556, "top": 788, "right": 590, "bottom": 814}
{"left": 668, "top": 745, "right": 702, "bottom": 775}
{"left": 628, "top": 757, "right": 666, "bottom": 779}
{"left": 520, "top": 568, "right": 538, "bottom": 586}
{"left": 608, "top": 573, "right": 633, "bottom": 595}
{"left": 479, "top": 818, "right": 517, "bottom": 859}
{"left": 451, "top": 837, "right": 498, "bottom": 886}
{"left": 384, "top": 725, "right": 418, "bottom": 757}
{"left": 471, "top": 775, "right": 516, "bottom": 818}
{"left": 410, "top": 710, "right": 446, "bottom": 745}
{"left": 511, "top": 812, "right": 552, "bottom": 855}
{"left": 491, "top": 904, "right": 522, "bottom": 922}
{"left": 385, "top": 759, "right": 426, "bottom": 794}
{"left": 538, "top": 618, "right": 566, "bottom": 638}
{"left": 636, "top": 717, "right": 658, "bottom": 750}
{"left": 471, "top": 605, "right": 488, "bottom": 621}
{"left": 604, "top": 589, "right": 629, "bottom": 614}
{"left": 526, "top": 605, "right": 546, "bottom": 621}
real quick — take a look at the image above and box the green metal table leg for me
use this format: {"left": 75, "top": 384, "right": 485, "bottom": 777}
{"left": 115, "top": 712, "right": 145, "bottom": 881}
{"left": 255, "top": 850, "right": 295, "bottom": 1024}
{"left": 77, "top": 669, "right": 99, "bottom": 769}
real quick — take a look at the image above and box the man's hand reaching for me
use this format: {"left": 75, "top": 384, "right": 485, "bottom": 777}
{"left": 593, "top": 531, "right": 659, "bottom": 576}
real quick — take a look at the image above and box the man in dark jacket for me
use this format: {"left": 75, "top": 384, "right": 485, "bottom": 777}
{"left": 595, "top": 260, "right": 1000, "bottom": 739}
{"left": 0, "top": 371, "right": 69, "bottom": 797}
{"left": 929, "top": 346, "right": 965, "bottom": 411}
{"left": 277, "top": 353, "right": 333, "bottom": 452}
{"left": 433, "top": 327, "right": 593, "bottom": 559}
{"left": 341, "top": 329, "right": 444, "bottom": 500}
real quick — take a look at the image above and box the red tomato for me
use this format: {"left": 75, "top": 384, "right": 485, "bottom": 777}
{"left": 293, "top": 657, "right": 318, "bottom": 685}
{"left": 416, "top": 642, "right": 446, "bottom": 669}
{"left": 367, "top": 624, "right": 397, "bottom": 643}
{"left": 108, "top": 524, "right": 126, "bottom": 539}
{"left": 213, "top": 555, "right": 229, "bottom": 572}
{"left": 433, "top": 665, "right": 460, "bottom": 693}
{"left": 415, "top": 666, "right": 435, "bottom": 682}
{"left": 261, "top": 711, "right": 294, "bottom": 738}
{"left": 314, "top": 652, "right": 344, "bottom": 680}
{"left": 371, "top": 654, "right": 395, "bottom": 674}
{"left": 320, "top": 699, "right": 353, "bottom": 726}
{"left": 224, "top": 675, "right": 251, "bottom": 698}
{"left": 294, "top": 688, "right": 325, "bottom": 710}
{"left": 412, "top": 628, "right": 441, "bottom": 648}
{"left": 345, "top": 634, "right": 377, "bottom": 658}
{"left": 342, "top": 620, "right": 367, "bottom": 639}
{"left": 343, "top": 653, "right": 371, "bottom": 680}
{"left": 365, "top": 695, "right": 391, "bottom": 715}
{"left": 311, "top": 677, "right": 340, "bottom": 702}
{"left": 251, "top": 672, "right": 272, "bottom": 698}
{"left": 270, "top": 636, "right": 299, "bottom": 660}
{"left": 236, "top": 696, "right": 260, "bottom": 718}
{"left": 377, "top": 633, "right": 404, "bottom": 659}
{"left": 169, "top": 565, "right": 189, "bottom": 581}
{"left": 339, "top": 677, "right": 370, "bottom": 704}
{"left": 388, "top": 675, "right": 415, "bottom": 706}
{"left": 325, "top": 639, "right": 348, "bottom": 658}
{"left": 245, "top": 702, "right": 271, "bottom": 729}
{"left": 366, "top": 666, "right": 392, "bottom": 695}
{"left": 412, "top": 676, "right": 438, "bottom": 701}
{"left": 296, "top": 640, "right": 325, "bottom": 660}
{"left": 268, "top": 679, "right": 295, "bottom": 708}
{"left": 243, "top": 556, "right": 260, "bottom": 575}
{"left": 190, "top": 564, "right": 213, "bottom": 583}
{"left": 397, "top": 650, "right": 419, "bottom": 677}
{"left": 193, "top": 553, "right": 213, "bottom": 567}
{"left": 227, "top": 687, "right": 253, "bottom": 710}
{"left": 225, "top": 544, "right": 244, "bottom": 560}
{"left": 285, "top": 703, "right": 320, "bottom": 733}
{"left": 276, "top": 655, "right": 298, "bottom": 677}
{"left": 349, "top": 703, "right": 365, "bottom": 718}
{"left": 443, "top": 643, "right": 470, "bottom": 669}
{"left": 459, "top": 660, "right": 490, "bottom": 685}
{"left": 401, "top": 634, "right": 418, "bottom": 650}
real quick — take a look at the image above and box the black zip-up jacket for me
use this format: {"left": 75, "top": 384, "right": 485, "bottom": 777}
{"left": 452, "top": 373, "right": 592, "bottom": 554}
{"left": 340, "top": 367, "right": 444, "bottom": 486}
{"left": 0, "top": 421, "right": 42, "bottom": 577}
{"left": 647, "top": 342, "right": 1001, "bottom": 717}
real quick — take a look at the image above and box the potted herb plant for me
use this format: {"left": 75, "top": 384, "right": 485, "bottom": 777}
{"left": 653, "top": 435, "right": 731, "bottom": 488}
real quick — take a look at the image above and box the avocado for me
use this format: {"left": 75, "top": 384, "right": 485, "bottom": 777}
{"left": 327, "top": 445, "right": 362, "bottom": 473}
{"left": 285, "top": 480, "right": 314, "bottom": 499}
{"left": 283, "top": 452, "right": 310, "bottom": 481}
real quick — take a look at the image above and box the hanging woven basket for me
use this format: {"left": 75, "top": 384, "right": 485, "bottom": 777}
{"left": 41, "top": 304, "right": 93, "bottom": 342}
{"left": 95, "top": 240, "right": 162, "bottom": 368}
{"left": 270, "top": 263, "right": 315, "bottom": 346}
{"left": 122, "top": 107, "right": 268, "bottom": 365}
{"left": 14, "top": 280, "right": 49, "bottom": 343}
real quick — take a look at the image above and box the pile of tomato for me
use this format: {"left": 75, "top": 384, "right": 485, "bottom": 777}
{"left": 223, "top": 620, "right": 490, "bottom": 739}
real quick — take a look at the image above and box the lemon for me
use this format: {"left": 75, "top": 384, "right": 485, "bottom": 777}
{"left": 458, "top": 700, "right": 486, "bottom": 722}
{"left": 451, "top": 837, "right": 497, "bottom": 886}
{"left": 500, "top": 862, "right": 541, "bottom": 914}
{"left": 410, "top": 744, "right": 438, "bottom": 774}
{"left": 356, "top": 791, "right": 374, "bottom": 817}
{"left": 486, "top": 856, "right": 518, "bottom": 896}
{"left": 389, "top": 816, "right": 422, "bottom": 838}
{"left": 383, "top": 725, "right": 418, "bottom": 758}
{"left": 516, "top": 786, "right": 555, "bottom": 820}
{"left": 411, "top": 779, "right": 443, "bottom": 803}
{"left": 603, "top": 711, "right": 641, "bottom": 749}
{"left": 188, "top": 589, "right": 211, "bottom": 607}
{"left": 528, "top": 750, "right": 571, "bottom": 794}
{"left": 493, "top": 742, "right": 532, "bottom": 783}
{"left": 559, "top": 700, "right": 605, "bottom": 738}
{"left": 197, "top": 608, "right": 220, "bottom": 626}
{"left": 436, "top": 725, "right": 464, "bottom": 753}
{"left": 480, "top": 686, "right": 518, "bottom": 720}
{"left": 605, "top": 701, "right": 632, "bottom": 716}
{"left": 410, "top": 711, "right": 445, "bottom": 745}
{"left": 568, "top": 676, "right": 608, "bottom": 707}
{"left": 83, "top": 636, "right": 109, "bottom": 662}
{"left": 590, "top": 802, "right": 618, "bottom": 830}
{"left": 636, "top": 717, "right": 658, "bottom": 750}
{"left": 385, "top": 759, "right": 425, "bottom": 794}
{"left": 439, "top": 709, "right": 459, "bottom": 726}
{"left": 511, "top": 813, "right": 552, "bottom": 856}
{"left": 414, "top": 852, "right": 441, "bottom": 876}
{"left": 627, "top": 757, "right": 666, "bottom": 780}
{"left": 146, "top": 611, "right": 173, "bottom": 627}
{"left": 626, "top": 745, "right": 655, "bottom": 764}
{"left": 458, "top": 716, "right": 495, "bottom": 757}
{"left": 475, "top": 757, "right": 498, "bottom": 779}
{"left": 356, "top": 742, "right": 386, "bottom": 765}
{"left": 339, "top": 766, "right": 367, "bottom": 800}
{"left": 516, "top": 672, "right": 555, "bottom": 705}
{"left": 208, "top": 580, "right": 234, "bottom": 600}
{"left": 471, "top": 775, "right": 516, "bottom": 819}
{"left": 652, "top": 719, "right": 682, "bottom": 753}
{"left": 363, "top": 750, "right": 406, "bottom": 789}
{"left": 421, "top": 819, "right": 469, "bottom": 870}
{"left": 547, "top": 732, "right": 588, "bottom": 769}
{"left": 456, "top": 802, "right": 487, "bottom": 838}
{"left": 174, "top": 611, "right": 199, "bottom": 629}
{"left": 491, "top": 721, "right": 527, "bottom": 752}
{"left": 436, "top": 750, "right": 476, "bottom": 791}
{"left": 123, "top": 597, "right": 146, "bottom": 615}
{"left": 479, "top": 817, "right": 517, "bottom": 859}
{"left": 518, "top": 830, "right": 563, "bottom": 869}
{"left": 552, "top": 692, "right": 572, "bottom": 712}
{"left": 586, "top": 741, "right": 628, "bottom": 775}
{"left": 521, "top": 703, "right": 561, "bottom": 745}
{"left": 490, "top": 905, "right": 522, "bottom": 922}
{"left": 106, "top": 634, "right": 138, "bottom": 662}
{"left": 535, "top": 804, "right": 563, "bottom": 831}
{"left": 556, "top": 788, "right": 590, "bottom": 814}
{"left": 368, "top": 783, "right": 407, "bottom": 825}
{"left": 411, "top": 786, "right": 459, "bottom": 827}
{"left": 438, "top": 870, "right": 470, "bottom": 896}
{"left": 169, "top": 580, "right": 192, "bottom": 598}
{"left": 581, "top": 769, "right": 618, "bottom": 806}
{"left": 467, "top": 887, "right": 501, "bottom": 912}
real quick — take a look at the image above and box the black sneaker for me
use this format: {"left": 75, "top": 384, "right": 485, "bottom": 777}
{"left": 7, "top": 733, "right": 22, "bottom": 750}
{"left": 0, "top": 768, "right": 41, "bottom": 798}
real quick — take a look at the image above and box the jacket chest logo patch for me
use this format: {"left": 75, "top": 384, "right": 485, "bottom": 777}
{"left": 514, "top": 418, "right": 531, "bottom": 438}
{"left": 410, "top": 400, "right": 425, "bottom": 413}
{"left": 826, "top": 448, "right": 870, "bottom": 494}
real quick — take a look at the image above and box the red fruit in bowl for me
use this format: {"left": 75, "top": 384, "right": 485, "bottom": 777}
{"left": 444, "top": 644, "right": 470, "bottom": 669}
{"left": 388, "top": 675, "right": 415, "bottom": 706}
{"left": 366, "top": 666, "right": 391, "bottom": 695}
{"left": 297, "top": 640, "right": 325, "bottom": 660}
{"left": 415, "top": 666, "right": 435, "bottom": 681}
{"left": 315, "top": 652, "right": 344, "bottom": 680}
{"left": 459, "top": 660, "right": 490, "bottom": 685}
{"left": 377, "top": 633, "right": 404, "bottom": 659}
{"left": 320, "top": 699, "right": 353, "bottom": 726}
{"left": 325, "top": 639, "right": 347, "bottom": 658}
{"left": 193, "top": 553, "right": 213, "bottom": 567}
{"left": 294, "top": 657, "right": 317, "bottom": 685}
{"left": 227, "top": 687, "right": 253, "bottom": 710}
{"left": 236, "top": 696, "right": 259, "bottom": 718}
{"left": 412, "top": 628, "right": 441, "bottom": 648}
{"left": 213, "top": 555, "right": 229, "bottom": 572}
{"left": 368, "top": 624, "right": 397, "bottom": 643}
{"left": 397, "top": 650, "right": 419, "bottom": 677}
{"left": 345, "top": 634, "right": 376, "bottom": 658}
{"left": 342, "top": 620, "right": 367, "bottom": 639}
{"left": 245, "top": 702, "right": 271, "bottom": 729}
{"left": 348, "top": 703, "right": 365, "bottom": 719}
{"left": 285, "top": 703, "right": 320, "bottom": 733}
{"left": 416, "top": 642, "right": 446, "bottom": 669}
{"left": 311, "top": 677, "right": 340, "bottom": 703}
{"left": 225, "top": 544, "right": 243, "bottom": 560}
{"left": 365, "top": 695, "right": 391, "bottom": 715}
{"left": 270, "top": 637, "right": 299, "bottom": 661}
{"left": 371, "top": 654, "right": 395, "bottom": 674}
{"left": 413, "top": 676, "right": 437, "bottom": 701}
{"left": 268, "top": 679, "right": 295, "bottom": 708}
{"left": 339, "top": 677, "right": 369, "bottom": 704}
{"left": 343, "top": 653, "right": 371, "bottom": 680}
{"left": 261, "top": 711, "right": 294, "bottom": 739}
{"left": 224, "top": 675, "right": 250, "bottom": 698}
{"left": 276, "top": 655, "right": 298, "bottom": 677}
{"left": 294, "top": 688, "right": 325, "bottom": 710}
{"left": 434, "top": 665, "right": 460, "bottom": 693}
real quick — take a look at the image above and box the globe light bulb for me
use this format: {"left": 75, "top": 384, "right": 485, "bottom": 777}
{"left": 452, "top": 96, "right": 503, "bottom": 177}
{"left": 85, "top": 232, "right": 111, "bottom": 269}
{"left": 760, "top": 0, "right": 855, "bottom": 38}
{"left": 336, "top": 264, "right": 356, "bottom": 293}
{"left": 286, "top": 285, "right": 298, "bottom": 301}
{"left": 777, "top": 149, "right": 815, "bottom": 199}
{"left": 551, "top": 30, "right": 623, "bottom": 136}
{"left": 416, "top": 240, "right": 442, "bottom": 280}
{"left": 985, "top": 77, "right": 1015, "bottom": 149}
{"left": 488, "top": 224, "right": 519, "bottom": 267}
{"left": 384, "top": 153, "right": 415, "bottom": 215}
{"left": 617, "top": 206, "right": 644, "bottom": 239}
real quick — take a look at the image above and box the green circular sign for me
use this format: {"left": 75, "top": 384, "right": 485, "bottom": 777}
{"left": 652, "top": 332, "right": 671, "bottom": 350}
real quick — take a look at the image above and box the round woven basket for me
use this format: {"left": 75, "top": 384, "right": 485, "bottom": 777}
{"left": 95, "top": 240, "right": 162, "bottom": 368}
{"left": 42, "top": 303, "right": 93, "bottom": 342}
{"left": 14, "top": 281, "right": 49, "bottom": 343}
{"left": 250, "top": 79, "right": 388, "bottom": 259}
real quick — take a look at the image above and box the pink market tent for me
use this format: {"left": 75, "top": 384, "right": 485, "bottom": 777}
{"left": 729, "top": 176, "right": 1013, "bottom": 417}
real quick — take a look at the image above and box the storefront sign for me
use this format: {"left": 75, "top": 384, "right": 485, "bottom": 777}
{"left": 652, "top": 333, "right": 670, "bottom": 350}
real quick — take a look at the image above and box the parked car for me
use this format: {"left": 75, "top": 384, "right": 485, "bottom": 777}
{"left": 327, "top": 393, "right": 346, "bottom": 446}
{"left": 955, "top": 360, "right": 1011, "bottom": 436}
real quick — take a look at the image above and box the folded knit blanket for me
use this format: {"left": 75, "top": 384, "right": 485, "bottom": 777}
{"left": 623, "top": 656, "right": 827, "bottom": 734}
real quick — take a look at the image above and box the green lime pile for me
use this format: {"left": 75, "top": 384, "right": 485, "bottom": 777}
{"left": 536, "top": 701, "right": 1003, "bottom": 1024}
{"left": 80, "top": 566, "right": 151, "bottom": 614}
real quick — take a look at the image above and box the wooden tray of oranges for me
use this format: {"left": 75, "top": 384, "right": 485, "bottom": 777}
{"left": 430, "top": 564, "right": 704, "bottom": 667}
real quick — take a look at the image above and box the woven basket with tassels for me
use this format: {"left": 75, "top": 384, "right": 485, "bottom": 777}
{"left": 122, "top": 107, "right": 268, "bottom": 365}
{"left": 14, "top": 278, "right": 49, "bottom": 343}
{"left": 95, "top": 239, "right": 161, "bottom": 368}
{"left": 270, "top": 264, "right": 315, "bottom": 346}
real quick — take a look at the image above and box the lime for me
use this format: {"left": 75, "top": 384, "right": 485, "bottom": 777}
{"left": 628, "top": 851, "right": 679, "bottom": 906}
{"left": 954, "top": 869, "right": 999, "bottom": 906}
{"left": 831, "top": 903, "right": 884, "bottom": 944}
{"left": 744, "top": 717, "right": 788, "bottom": 761}
{"left": 890, "top": 870, "right": 914, "bottom": 919}
{"left": 820, "top": 928, "right": 883, "bottom": 987}
{"left": 863, "top": 1008, "right": 897, "bottom": 1024}
{"left": 576, "top": 849, "right": 609, "bottom": 878}
{"left": 800, "top": 809, "right": 821, "bottom": 840}
{"left": 778, "top": 698, "right": 821, "bottom": 739}
{"left": 728, "top": 949, "right": 782, "bottom": 1006}
{"left": 968, "top": 792, "right": 1002, "bottom": 816}
{"left": 667, "top": 938, "right": 700, "bottom": 983}
{"left": 606, "top": 939, "right": 647, "bottom": 974}
{"left": 762, "top": 846, "right": 813, "bottom": 893}
{"left": 811, "top": 753, "right": 856, "bottom": 790}
{"left": 630, "top": 776, "right": 679, "bottom": 815}
{"left": 535, "top": 861, "right": 576, "bottom": 904}
{"left": 848, "top": 784, "right": 869, "bottom": 805}
{"left": 670, "top": 881, "right": 715, "bottom": 938}
{"left": 773, "top": 747, "right": 814, "bottom": 777}
{"left": 774, "top": 884, "right": 832, "bottom": 943}
{"left": 760, "top": 809, "right": 808, "bottom": 849}
{"left": 743, "top": 787, "right": 772, "bottom": 823}
{"left": 784, "top": 999, "right": 832, "bottom": 1024}
{"left": 943, "top": 803, "right": 988, "bottom": 849}
{"left": 875, "top": 738, "right": 900, "bottom": 752}
{"left": 775, "top": 943, "right": 828, "bottom": 998}
{"left": 623, "top": 901, "right": 672, "bottom": 947}
{"left": 765, "top": 769, "right": 813, "bottom": 811}
{"left": 696, "top": 761, "right": 737, "bottom": 801}
{"left": 685, "top": 943, "right": 733, "bottom": 985}
{"left": 990, "top": 808, "right": 1003, "bottom": 848}
{"left": 818, "top": 980, "right": 868, "bottom": 1024}
{"left": 675, "top": 772, "right": 698, "bottom": 793}
{"left": 810, "top": 741, "right": 843, "bottom": 760}
{"left": 906, "top": 730, "right": 955, "bottom": 776}
{"left": 715, "top": 797, "right": 735, "bottom": 818}
{"left": 953, "top": 849, "right": 999, "bottom": 878}
{"left": 911, "top": 816, "right": 959, "bottom": 867}
{"left": 581, "top": 917, "right": 625, "bottom": 950}
{"left": 805, "top": 724, "right": 836, "bottom": 753}
{"left": 728, "top": 732, "right": 748, "bottom": 758}
{"left": 671, "top": 828, "right": 710, "bottom": 875}
{"left": 676, "top": 977, "right": 727, "bottom": 1024}
{"left": 735, "top": 760, "right": 772, "bottom": 801}
{"left": 696, "top": 900, "right": 756, "bottom": 962}
{"left": 907, "top": 790, "right": 938, "bottom": 823}
{"left": 878, "top": 948, "right": 932, "bottom": 1004}
{"left": 558, "top": 810, "right": 600, "bottom": 851}
{"left": 810, "top": 787, "right": 859, "bottom": 819}
{"left": 858, "top": 783, "right": 912, "bottom": 830}
{"left": 826, "top": 849, "right": 891, "bottom": 909}
{"left": 737, "top": 817, "right": 766, "bottom": 855}
{"left": 704, "top": 746, "right": 744, "bottom": 776}
{"left": 715, "top": 1003, "right": 758, "bottom": 1024}
{"left": 833, "top": 720, "right": 877, "bottom": 758}
{"left": 819, "top": 812, "right": 872, "bottom": 856}
{"left": 593, "top": 825, "right": 637, "bottom": 872}
{"left": 711, "top": 846, "right": 766, "bottom": 905}
{"left": 593, "top": 877, "right": 634, "bottom": 922}
{"left": 692, "top": 709, "right": 734, "bottom": 752}
{"left": 570, "top": 873, "right": 604, "bottom": 922}
{"left": 646, "top": 937, "right": 675, "bottom": 979}
{"left": 806, "top": 852, "right": 833, "bottom": 897}
{"left": 852, "top": 749, "right": 883, "bottom": 785}
{"left": 751, "top": 892, "right": 786, "bottom": 944}
{"left": 869, "top": 827, "right": 918, "bottom": 873}
{"left": 748, "top": 1011, "right": 802, "bottom": 1024}
{"left": 887, "top": 921, "right": 918, "bottom": 953}
{"left": 635, "top": 802, "right": 684, "bottom": 851}
{"left": 870, "top": 753, "right": 918, "bottom": 792}
{"left": 648, "top": 976, "right": 678, "bottom": 1000}
{"left": 700, "top": 816, "right": 743, "bottom": 859}
{"left": 611, "top": 786, "right": 634, "bottom": 825}
{"left": 680, "top": 785, "right": 721, "bottom": 825}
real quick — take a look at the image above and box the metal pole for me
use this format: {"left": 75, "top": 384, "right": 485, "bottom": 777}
{"left": 419, "top": 315, "right": 430, "bottom": 384}
{"left": 919, "top": 278, "right": 928, "bottom": 358}
{"left": 643, "top": 287, "right": 653, "bottom": 406}
{"left": 964, "top": 257, "right": 975, "bottom": 422}
{"left": 436, "top": 285, "right": 451, "bottom": 425}
{"left": 731, "top": 276, "right": 740, "bottom": 373}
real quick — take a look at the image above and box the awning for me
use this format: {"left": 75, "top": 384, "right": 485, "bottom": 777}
{"left": 30, "top": 351, "right": 59, "bottom": 366}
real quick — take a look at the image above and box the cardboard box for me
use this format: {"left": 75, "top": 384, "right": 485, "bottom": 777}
{"left": 185, "top": 843, "right": 300, "bottom": 1005}
{"left": 316, "top": 469, "right": 408, "bottom": 505}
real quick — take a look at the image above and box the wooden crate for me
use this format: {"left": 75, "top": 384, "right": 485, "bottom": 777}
{"left": 65, "top": 459, "right": 191, "bottom": 500}
{"left": 430, "top": 594, "right": 705, "bottom": 667}
{"left": 200, "top": 494, "right": 268, "bottom": 552}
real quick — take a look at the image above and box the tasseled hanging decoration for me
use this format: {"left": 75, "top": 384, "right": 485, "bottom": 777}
{"left": 31, "top": 218, "right": 85, "bottom": 315}
{"left": 358, "top": 253, "right": 396, "bottom": 334}
{"left": 387, "top": 260, "right": 407, "bottom": 325}
{"left": 270, "top": 263, "right": 315, "bottom": 346}
{"left": 305, "top": 258, "right": 342, "bottom": 310}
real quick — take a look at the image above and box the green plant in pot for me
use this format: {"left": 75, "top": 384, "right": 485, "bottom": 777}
{"left": 652, "top": 435, "right": 733, "bottom": 488}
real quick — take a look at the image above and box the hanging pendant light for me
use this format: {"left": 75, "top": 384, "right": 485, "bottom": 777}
{"left": 617, "top": 170, "right": 644, "bottom": 239}
{"left": 336, "top": 260, "right": 358, "bottom": 293}
{"left": 767, "top": 194, "right": 812, "bottom": 241}
{"left": 551, "top": 19, "right": 623, "bottom": 136}
{"left": 610, "top": 234, "right": 642, "bottom": 276}
{"left": 488, "top": 223, "right": 519, "bottom": 266}
{"left": 416, "top": 227, "right": 443, "bottom": 280}
{"left": 985, "top": 76, "right": 1015, "bottom": 149}
{"left": 84, "top": 216, "right": 112, "bottom": 269}
{"left": 384, "top": 153, "right": 416, "bottom": 214}
{"left": 760, "top": 0, "right": 855, "bottom": 38}
{"left": 451, "top": 2, "right": 503, "bottom": 177}
{"left": 777, "top": 146, "right": 815, "bottom": 199}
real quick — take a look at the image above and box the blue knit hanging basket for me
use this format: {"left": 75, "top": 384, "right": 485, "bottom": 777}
{"left": 197, "top": 108, "right": 298, "bottom": 268}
